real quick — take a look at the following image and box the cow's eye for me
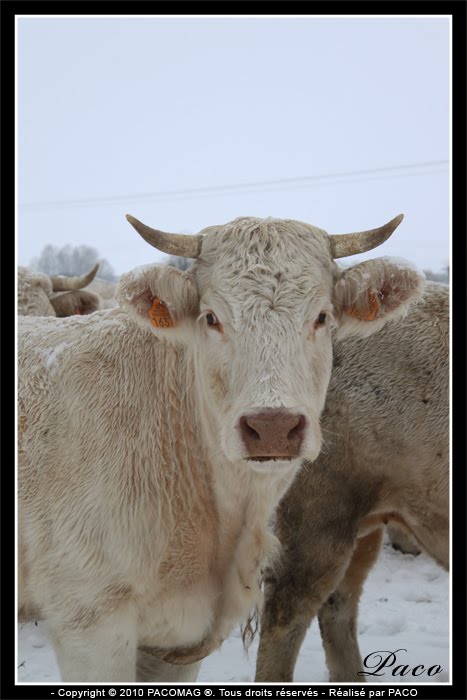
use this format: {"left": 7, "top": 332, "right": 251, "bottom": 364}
{"left": 206, "top": 312, "right": 220, "bottom": 328}
{"left": 312, "top": 312, "right": 327, "bottom": 332}
{"left": 316, "top": 312, "right": 327, "bottom": 325}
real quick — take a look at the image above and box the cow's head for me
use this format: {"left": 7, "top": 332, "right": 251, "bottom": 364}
{"left": 17, "top": 264, "right": 100, "bottom": 317}
{"left": 50, "top": 289, "right": 103, "bottom": 317}
{"left": 118, "top": 215, "right": 424, "bottom": 472}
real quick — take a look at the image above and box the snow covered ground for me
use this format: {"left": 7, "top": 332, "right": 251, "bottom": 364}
{"left": 17, "top": 534, "right": 449, "bottom": 685}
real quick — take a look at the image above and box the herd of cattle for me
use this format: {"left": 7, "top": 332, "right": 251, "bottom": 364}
{"left": 17, "top": 213, "right": 449, "bottom": 683}
{"left": 17, "top": 264, "right": 118, "bottom": 317}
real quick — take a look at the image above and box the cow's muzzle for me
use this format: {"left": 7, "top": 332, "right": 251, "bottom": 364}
{"left": 238, "top": 408, "right": 307, "bottom": 460}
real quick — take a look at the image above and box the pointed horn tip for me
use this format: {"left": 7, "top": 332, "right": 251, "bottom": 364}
{"left": 391, "top": 213, "right": 404, "bottom": 229}
{"left": 126, "top": 214, "right": 139, "bottom": 227}
{"left": 84, "top": 262, "right": 99, "bottom": 283}
{"left": 126, "top": 214, "right": 149, "bottom": 238}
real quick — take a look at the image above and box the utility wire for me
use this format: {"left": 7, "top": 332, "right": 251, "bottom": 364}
{"left": 19, "top": 160, "right": 448, "bottom": 211}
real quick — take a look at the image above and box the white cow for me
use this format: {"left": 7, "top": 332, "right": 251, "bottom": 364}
{"left": 18, "top": 213, "right": 424, "bottom": 682}
{"left": 18, "top": 264, "right": 101, "bottom": 317}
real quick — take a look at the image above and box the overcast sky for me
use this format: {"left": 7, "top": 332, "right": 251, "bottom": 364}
{"left": 17, "top": 15, "right": 450, "bottom": 276}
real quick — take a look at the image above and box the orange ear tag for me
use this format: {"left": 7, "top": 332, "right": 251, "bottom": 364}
{"left": 345, "top": 290, "right": 379, "bottom": 321}
{"left": 148, "top": 297, "right": 175, "bottom": 328}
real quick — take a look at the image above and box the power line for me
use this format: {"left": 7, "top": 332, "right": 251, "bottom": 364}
{"left": 19, "top": 160, "right": 448, "bottom": 211}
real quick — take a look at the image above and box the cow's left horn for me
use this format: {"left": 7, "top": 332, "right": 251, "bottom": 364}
{"left": 126, "top": 215, "right": 203, "bottom": 259}
{"left": 330, "top": 214, "right": 404, "bottom": 259}
{"left": 50, "top": 263, "right": 99, "bottom": 291}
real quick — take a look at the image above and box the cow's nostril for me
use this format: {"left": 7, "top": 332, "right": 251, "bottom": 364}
{"left": 240, "top": 416, "right": 261, "bottom": 442}
{"left": 288, "top": 415, "right": 306, "bottom": 439}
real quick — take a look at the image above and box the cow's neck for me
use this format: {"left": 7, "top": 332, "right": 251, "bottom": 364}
{"left": 209, "top": 462, "right": 296, "bottom": 647}
{"left": 150, "top": 342, "right": 298, "bottom": 650}
{"left": 185, "top": 347, "right": 299, "bottom": 646}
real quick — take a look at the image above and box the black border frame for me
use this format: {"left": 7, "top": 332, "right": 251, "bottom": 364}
{"left": 2, "top": 3, "right": 466, "bottom": 699}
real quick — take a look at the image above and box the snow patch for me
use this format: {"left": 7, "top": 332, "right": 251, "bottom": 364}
{"left": 16, "top": 542, "right": 449, "bottom": 683}
{"left": 37, "top": 342, "right": 69, "bottom": 369}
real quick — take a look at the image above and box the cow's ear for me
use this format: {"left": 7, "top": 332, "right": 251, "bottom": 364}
{"left": 332, "top": 257, "right": 425, "bottom": 340}
{"left": 117, "top": 264, "right": 199, "bottom": 342}
{"left": 51, "top": 290, "right": 102, "bottom": 317}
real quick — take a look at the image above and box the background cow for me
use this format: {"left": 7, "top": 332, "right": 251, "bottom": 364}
{"left": 17, "top": 264, "right": 101, "bottom": 317}
{"left": 86, "top": 277, "right": 118, "bottom": 309}
{"left": 18, "top": 213, "right": 425, "bottom": 681}
{"left": 255, "top": 281, "right": 448, "bottom": 682}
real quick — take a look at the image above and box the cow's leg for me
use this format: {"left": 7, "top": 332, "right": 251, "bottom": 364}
{"left": 318, "top": 526, "right": 383, "bottom": 682}
{"left": 48, "top": 604, "right": 137, "bottom": 682}
{"left": 255, "top": 451, "right": 381, "bottom": 683}
{"left": 255, "top": 540, "right": 356, "bottom": 682}
{"left": 137, "top": 649, "right": 201, "bottom": 682}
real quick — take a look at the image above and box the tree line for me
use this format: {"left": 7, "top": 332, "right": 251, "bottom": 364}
{"left": 28, "top": 244, "right": 450, "bottom": 284}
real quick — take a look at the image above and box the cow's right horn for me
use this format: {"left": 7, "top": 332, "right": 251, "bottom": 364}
{"left": 330, "top": 214, "right": 404, "bottom": 259}
{"left": 126, "top": 215, "right": 203, "bottom": 259}
{"left": 51, "top": 263, "right": 99, "bottom": 291}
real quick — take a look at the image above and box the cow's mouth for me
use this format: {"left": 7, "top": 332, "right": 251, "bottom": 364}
{"left": 246, "top": 456, "right": 294, "bottom": 463}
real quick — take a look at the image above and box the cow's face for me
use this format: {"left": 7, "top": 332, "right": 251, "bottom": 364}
{"left": 191, "top": 218, "right": 336, "bottom": 467}
{"left": 119, "top": 216, "right": 425, "bottom": 471}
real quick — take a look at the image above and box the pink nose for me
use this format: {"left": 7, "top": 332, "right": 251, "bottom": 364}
{"left": 239, "top": 408, "right": 307, "bottom": 460}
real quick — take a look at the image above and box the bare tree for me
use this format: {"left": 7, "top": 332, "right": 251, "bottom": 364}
{"left": 423, "top": 265, "right": 449, "bottom": 284}
{"left": 31, "top": 244, "right": 117, "bottom": 282}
